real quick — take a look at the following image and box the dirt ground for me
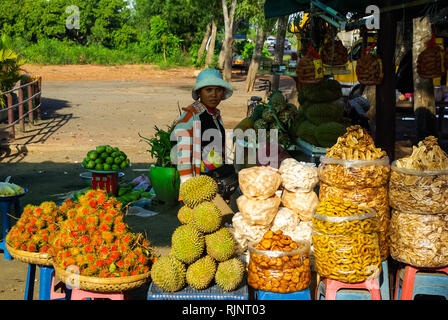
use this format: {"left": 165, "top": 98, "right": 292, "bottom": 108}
{"left": 0, "top": 64, "right": 299, "bottom": 300}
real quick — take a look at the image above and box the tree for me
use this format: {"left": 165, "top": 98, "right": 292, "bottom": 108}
{"left": 220, "top": 0, "right": 237, "bottom": 82}
{"left": 271, "top": 15, "right": 289, "bottom": 90}
{"left": 197, "top": 22, "right": 211, "bottom": 61}
{"left": 205, "top": 18, "right": 218, "bottom": 67}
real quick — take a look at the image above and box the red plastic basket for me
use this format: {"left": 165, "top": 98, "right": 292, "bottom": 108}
{"left": 91, "top": 172, "right": 119, "bottom": 195}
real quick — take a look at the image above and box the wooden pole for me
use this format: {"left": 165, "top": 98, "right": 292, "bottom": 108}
{"left": 375, "top": 1, "right": 397, "bottom": 161}
{"left": 27, "top": 84, "right": 34, "bottom": 125}
{"left": 18, "top": 87, "right": 25, "bottom": 132}
{"left": 7, "top": 93, "right": 14, "bottom": 139}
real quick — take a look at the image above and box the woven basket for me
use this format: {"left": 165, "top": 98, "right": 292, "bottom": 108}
{"left": 54, "top": 265, "right": 150, "bottom": 293}
{"left": 6, "top": 243, "right": 53, "bottom": 266}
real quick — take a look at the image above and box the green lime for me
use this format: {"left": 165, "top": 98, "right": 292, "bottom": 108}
{"left": 106, "top": 146, "right": 113, "bottom": 154}
{"left": 89, "top": 152, "right": 98, "bottom": 160}
{"left": 119, "top": 151, "right": 127, "bottom": 159}
{"left": 111, "top": 152, "right": 118, "bottom": 158}
{"left": 120, "top": 161, "right": 127, "bottom": 169}
{"left": 95, "top": 158, "right": 103, "bottom": 164}
{"left": 96, "top": 146, "right": 106, "bottom": 153}
{"left": 86, "top": 160, "right": 96, "bottom": 169}
{"left": 141, "top": 192, "right": 151, "bottom": 198}
{"left": 103, "top": 163, "right": 111, "bottom": 170}
{"left": 105, "top": 157, "right": 114, "bottom": 165}
{"left": 125, "top": 159, "right": 130, "bottom": 166}
{"left": 113, "top": 147, "right": 119, "bottom": 152}
{"left": 112, "top": 164, "right": 120, "bottom": 171}
{"left": 101, "top": 152, "right": 109, "bottom": 159}
{"left": 114, "top": 157, "right": 122, "bottom": 164}
{"left": 95, "top": 163, "right": 104, "bottom": 171}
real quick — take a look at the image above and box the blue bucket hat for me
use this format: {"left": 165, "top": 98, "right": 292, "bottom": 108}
{"left": 192, "top": 69, "right": 233, "bottom": 101}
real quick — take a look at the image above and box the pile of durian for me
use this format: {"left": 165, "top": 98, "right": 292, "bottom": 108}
{"left": 150, "top": 175, "right": 245, "bottom": 292}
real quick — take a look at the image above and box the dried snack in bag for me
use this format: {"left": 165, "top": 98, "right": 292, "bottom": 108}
{"left": 238, "top": 166, "right": 282, "bottom": 199}
{"left": 278, "top": 158, "right": 319, "bottom": 192}
{"left": 231, "top": 212, "right": 271, "bottom": 253}
{"left": 237, "top": 194, "right": 281, "bottom": 225}
{"left": 390, "top": 209, "right": 448, "bottom": 268}
{"left": 248, "top": 231, "right": 311, "bottom": 293}
{"left": 281, "top": 189, "right": 319, "bottom": 221}
{"left": 270, "top": 207, "right": 300, "bottom": 236}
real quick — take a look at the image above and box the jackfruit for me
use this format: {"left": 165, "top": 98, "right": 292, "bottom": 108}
{"left": 296, "top": 120, "right": 318, "bottom": 146}
{"left": 150, "top": 255, "right": 186, "bottom": 292}
{"left": 302, "top": 79, "right": 342, "bottom": 102}
{"left": 304, "top": 101, "right": 344, "bottom": 125}
{"left": 205, "top": 228, "right": 236, "bottom": 262}
{"left": 179, "top": 175, "right": 218, "bottom": 208}
{"left": 186, "top": 255, "right": 216, "bottom": 290}
{"left": 172, "top": 224, "right": 205, "bottom": 264}
{"left": 192, "top": 201, "right": 222, "bottom": 233}
{"left": 315, "top": 122, "right": 347, "bottom": 148}
{"left": 215, "top": 258, "right": 245, "bottom": 292}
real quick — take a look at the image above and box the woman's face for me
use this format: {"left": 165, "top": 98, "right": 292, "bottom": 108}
{"left": 199, "top": 86, "right": 225, "bottom": 108}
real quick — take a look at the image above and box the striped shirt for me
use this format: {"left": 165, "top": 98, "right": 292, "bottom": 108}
{"left": 173, "top": 101, "right": 225, "bottom": 185}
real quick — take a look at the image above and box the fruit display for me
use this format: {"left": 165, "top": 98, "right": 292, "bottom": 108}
{"left": 72, "top": 182, "right": 152, "bottom": 205}
{"left": 389, "top": 136, "right": 448, "bottom": 214}
{"left": 52, "top": 189, "right": 154, "bottom": 278}
{"left": 0, "top": 182, "right": 25, "bottom": 197}
{"left": 248, "top": 230, "right": 311, "bottom": 293}
{"left": 6, "top": 201, "right": 63, "bottom": 254}
{"left": 312, "top": 198, "right": 381, "bottom": 283}
{"left": 150, "top": 176, "right": 245, "bottom": 292}
{"left": 356, "top": 44, "right": 383, "bottom": 85}
{"left": 320, "top": 37, "right": 348, "bottom": 66}
{"left": 318, "top": 125, "right": 390, "bottom": 260}
{"left": 291, "top": 79, "right": 349, "bottom": 148}
{"left": 417, "top": 34, "right": 445, "bottom": 79}
{"left": 82, "top": 145, "right": 130, "bottom": 171}
{"left": 233, "top": 90, "right": 298, "bottom": 150}
{"left": 296, "top": 45, "right": 324, "bottom": 84}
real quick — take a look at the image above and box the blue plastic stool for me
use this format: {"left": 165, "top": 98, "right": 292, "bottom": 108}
{"left": 255, "top": 288, "right": 311, "bottom": 300}
{"left": 24, "top": 264, "right": 55, "bottom": 300}
{"left": 0, "top": 197, "right": 22, "bottom": 260}
{"left": 379, "top": 260, "right": 390, "bottom": 300}
{"left": 395, "top": 264, "right": 448, "bottom": 300}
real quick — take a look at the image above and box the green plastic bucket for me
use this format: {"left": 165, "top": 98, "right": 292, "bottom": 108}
{"left": 149, "top": 166, "right": 180, "bottom": 206}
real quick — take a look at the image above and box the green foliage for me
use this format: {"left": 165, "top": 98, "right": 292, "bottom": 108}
{"left": 139, "top": 123, "right": 176, "bottom": 168}
{"left": 241, "top": 42, "right": 271, "bottom": 60}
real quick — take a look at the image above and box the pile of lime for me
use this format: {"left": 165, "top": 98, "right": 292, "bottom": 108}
{"left": 82, "top": 145, "right": 130, "bottom": 171}
{"left": 117, "top": 182, "right": 152, "bottom": 203}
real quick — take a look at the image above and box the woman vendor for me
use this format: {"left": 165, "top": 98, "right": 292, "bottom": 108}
{"left": 173, "top": 69, "right": 237, "bottom": 200}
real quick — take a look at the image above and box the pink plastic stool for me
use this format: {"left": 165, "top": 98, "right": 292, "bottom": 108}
{"left": 394, "top": 265, "right": 448, "bottom": 300}
{"left": 318, "top": 277, "right": 382, "bottom": 300}
{"left": 69, "top": 288, "right": 126, "bottom": 300}
{"left": 49, "top": 270, "right": 68, "bottom": 300}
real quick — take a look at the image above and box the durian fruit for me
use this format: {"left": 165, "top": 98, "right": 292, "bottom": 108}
{"left": 150, "top": 255, "right": 186, "bottom": 292}
{"left": 179, "top": 175, "right": 218, "bottom": 208}
{"left": 192, "top": 201, "right": 222, "bottom": 233}
{"left": 186, "top": 255, "right": 216, "bottom": 290}
{"left": 205, "top": 228, "right": 236, "bottom": 262}
{"left": 178, "top": 205, "right": 194, "bottom": 224}
{"left": 215, "top": 258, "right": 245, "bottom": 292}
{"left": 172, "top": 224, "right": 205, "bottom": 264}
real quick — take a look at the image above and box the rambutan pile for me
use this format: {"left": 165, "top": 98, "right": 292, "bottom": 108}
{"left": 6, "top": 201, "right": 63, "bottom": 254}
{"left": 52, "top": 189, "right": 154, "bottom": 278}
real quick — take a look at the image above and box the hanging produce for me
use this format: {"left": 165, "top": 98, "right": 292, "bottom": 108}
{"left": 296, "top": 44, "right": 324, "bottom": 84}
{"left": 417, "top": 33, "right": 445, "bottom": 79}
{"left": 320, "top": 36, "right": 348, "bottom": 66}
{"left": 356, "top": 43, "right": 383, "bottom": 85}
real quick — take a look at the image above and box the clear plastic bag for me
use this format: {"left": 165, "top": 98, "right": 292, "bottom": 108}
{"left": 390, "top": 209, "right": 448, "bottom": 268}
{"left": 278, "top": 158, "right": 319, "bottom": 192}
{"left": 281, "top": 189, "right": 319, "bottom": 221}
{"left": 318, "top": 156, "right": 390, "bottom": 189}
{"left": 247, "top": 241, "right": 311, "bottom": 293}
{"left": 312, "top": 208, "right": 379, "bottom": 235}
{"left": 238, "top": 166, "right": 282, "bottom": 199}
{"left": 312, "top": 231, "right": 381, "bottom": 283}
{"left": 231, "top": 212, "right": 272, "bottom": 254}
{"left": 389, "top": 161, "right": 448, "bottom": 214}
{"left": 236, "top": 194, "right": 281, "bottom": 226}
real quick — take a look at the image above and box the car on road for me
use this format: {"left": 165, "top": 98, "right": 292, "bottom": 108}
{"left": 265, "top": 36, "right": 291, "bottom": 50}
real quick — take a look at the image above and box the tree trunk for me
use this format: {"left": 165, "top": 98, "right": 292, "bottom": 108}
{"left": 271, "top": 15, "right": 288, "bottom": 90}
{"left": 221, "top": 0, "right": 237, "bottom": 82}
{"left": 205, "top": 18, "right": 217, "bottom": 67}
{"left": 245, "top": 24, "right": 268, "bottom": 92}
{"left": 412, "top": 16, "right": 437, "bottom": 141}
{"left": 198, "top": 22, "right": 212, "bottom": 61}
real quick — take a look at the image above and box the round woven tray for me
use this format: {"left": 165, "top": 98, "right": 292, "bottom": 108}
{"left": 5, "top": 243, "right": 53, "bottom": 266}
{"left": 54, "top": 265, "right": 150, "bottom": 293}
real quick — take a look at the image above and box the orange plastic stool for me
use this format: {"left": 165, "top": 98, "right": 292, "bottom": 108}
{"left": 69, "top": 288, "right": 126, "bottom": 300}
{"left": 318, "top": 277, "right": 382, "bottom": 300}
{"left": 394, "top": 264, "right": 448, "bottom": 300}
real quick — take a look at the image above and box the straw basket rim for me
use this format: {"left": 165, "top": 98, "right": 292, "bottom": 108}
{"left": 54, "top": 265, "right": 150, "bottom": 293}
{"left": 5, "top": 242, "right": 53, "bottom": 266}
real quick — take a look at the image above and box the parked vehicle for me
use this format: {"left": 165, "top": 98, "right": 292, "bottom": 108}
{"left": 265, "top": 36, "right": 291, "bottom": 50}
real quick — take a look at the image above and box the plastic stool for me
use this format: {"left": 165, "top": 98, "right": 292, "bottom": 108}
{"left": 92, "top": 172, "right": 119, "bottom": 196}
{"left": 316, "top": 277, "right": 382, "bottom": 300}
{"left": 394, "top": 264, "right": 448, "bottom": 300}
{"left": 255, "top": 288, "right": 311, "bottom": 300}
{"left": 49, "top": 270, "right": 68, "bottom": 300}
{"left": 24, "top": 265, "right": 55, "bottom": 300}
{"left": 0, "top": 197, "right": 22, "bottom": 260}
{"left": 379, "top": 260, "right": 390, "bottom": 300}
{"left": 69, "top": 289, "right": 126, "bottom": 300}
